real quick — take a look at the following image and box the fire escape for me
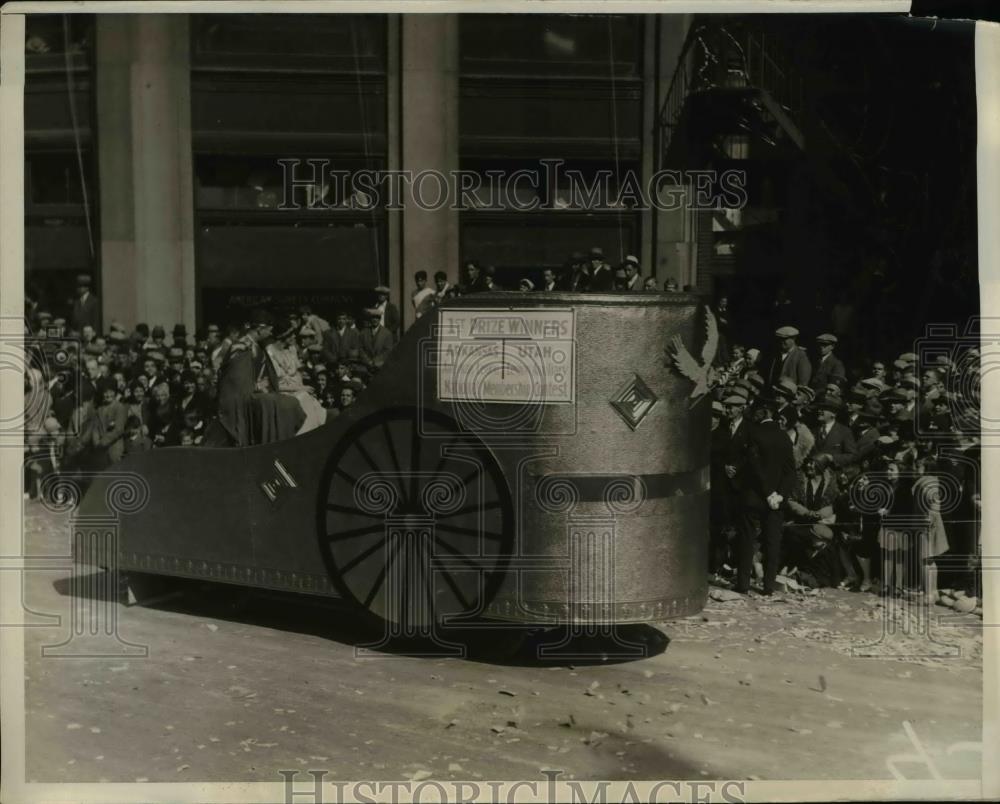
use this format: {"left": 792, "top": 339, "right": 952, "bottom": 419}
{"left": 657, "top": 19, "right": 821, "bottom": 292}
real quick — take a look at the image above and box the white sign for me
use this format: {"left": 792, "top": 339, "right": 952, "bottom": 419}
{"left": 437, "top": 308, "right": 575, "bottom": 404}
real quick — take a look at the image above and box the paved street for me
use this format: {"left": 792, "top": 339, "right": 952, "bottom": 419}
{"left": 21, "top": 501, "right": 983, "bottom": 784}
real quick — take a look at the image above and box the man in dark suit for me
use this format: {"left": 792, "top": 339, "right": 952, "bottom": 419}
{"left": 810, "top": 333, "right": 847, "bottom": 391}
{"left": 70, "top": 273, "right": 100, "bottom": 334}
{"left": 587, "top": 247, "right": 614, "bottom": 291}
{"left": 360, "top": 308, "right": 394, "bottom": 371}
{"left": 812, "top": 398, "right": 857, "bottom": 466}
{"left": 852, "top": 399, "right": 883, "bottom": 466}
{"left": 540, "top": 268, "right": 558, "bottom": 293}
{"left": 462, "top": 261, "right": 487, "bottom": 294}
{"left": 559, "top": 253, "right": 590, "bottom": 292}
{"left": 712, "top": 394, "right": 752, "bottom": 570}
{"left": 322, "top": 312, "right": 362, "bottom": 365}
{"left": 768, "top": 326, "right": 812, "bottom": 388}
{"left": 735, "top": 395, "right": 796, "bottom": 595}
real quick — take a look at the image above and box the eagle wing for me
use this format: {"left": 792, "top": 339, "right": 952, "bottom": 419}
{"left": 670, "top": 334, "right": 702, "bottom": 383}
{"left": 701, "top": 307, "right": 719, "bottom": 367}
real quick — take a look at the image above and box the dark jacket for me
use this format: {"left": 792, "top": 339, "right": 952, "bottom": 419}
{"left": 810, "top": 353, "right": 847, "bottom": 391}
{"left": 147, "top": 400, "right": 181, "bottom": 447}
{"left": 813, "top": 420, "right": 857, "bottom": 467}
{"left": 360, "top": 325, "right": 395, "bottom": 369}
{"left": 768, "top": 346, "right": 812, "bottom": 388}
{"left": 717, "top": 416, "right": 752, "bottom": 494}
{"left": 380, "top": 302, "right": 401, "bottom": 341}
{"left": 559, "top": 269, "right": 591, "bottom": 292}
{"left": 588, "top": 264, "right": 615, "bottom": 292}
{"left": 70, "top": 292, "right": 100, "bottom": 333}
{"left": 91, "top": 400, "right": 127, "bottom": 466}
{"left": 742, "top": 419, "right": 796, "bottom": 509}
{"left": 853, "top": 424, "right": 881, "bottom": 465}
{"left": 322, "top": 326, "right": 362, "bottom": 365}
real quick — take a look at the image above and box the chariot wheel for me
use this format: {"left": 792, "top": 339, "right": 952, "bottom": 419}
{"left": 317, "top": 407, "right": 514, "bottom": 629}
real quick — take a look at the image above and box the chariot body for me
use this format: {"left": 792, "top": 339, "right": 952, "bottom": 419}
{"left": 79, "top": 293, "right": 714, "bottom": 632}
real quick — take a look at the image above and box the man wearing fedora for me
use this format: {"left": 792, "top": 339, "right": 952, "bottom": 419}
{"left": 773, "top": 376, "right": 799, "bottom": 419}
{"left": 810, "top": 333, "right": 846, "bottom": 391}
{"left": 812, "top": 397, "right": 857, "bottom": 467}
{"left": 587, "top": 247, "right": 614, "bottom": 292}
{"left": 735, "top": 395, "right": 796, "bottom": 596}
{"left": 70, "top": 273, "right": 100, "bottom": 334}
{"left": 559, "top": 252, "right": 590, "bottom": 292}
{"left": 768, "top": 326, "right": 812, "bottom": 388}
{"left": 852, "top": 398, "right": 883, "bottom": 466}
{"left": 373, "top": 285, "right": 400, "bottom": 342}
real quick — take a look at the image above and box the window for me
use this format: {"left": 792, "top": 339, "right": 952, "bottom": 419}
{"left": 190, "top": 15, "right": 389, "bottom": 303}
{"left": 459, "top": 15, "right": 644, "bottom": 273}
{"left": 192, "top": 14, "right": 386, "bottom": 73}
{"left": 461, "top": 15, "right": 641, "bottom": 79}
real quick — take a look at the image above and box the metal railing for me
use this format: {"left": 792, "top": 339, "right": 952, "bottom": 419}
{"left": 657, "top": 19, "right": 805, "bottom": 165}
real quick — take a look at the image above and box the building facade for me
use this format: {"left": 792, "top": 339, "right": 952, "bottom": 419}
{"left": 24, "top": 13, "right": 699, "bottom": 334}
{"left": 24, "top": 13, "right": 977, "bottom": 351}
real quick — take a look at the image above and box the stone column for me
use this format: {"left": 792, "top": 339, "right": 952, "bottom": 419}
{"left": 654, "top": 14, "right": 696, "bottom": 288}
{"left": 95, "top": 15, "right": 195, "bottom": 332}
{"left": 399, "top": 15, "right": 460, "bottom": 332}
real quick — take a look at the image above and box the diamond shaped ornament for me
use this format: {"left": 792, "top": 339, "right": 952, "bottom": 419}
{"left": 610, "top": 374, "right": 658, "bottom": 430}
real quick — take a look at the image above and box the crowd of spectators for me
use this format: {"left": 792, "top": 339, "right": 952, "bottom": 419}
{"left": 23, "top": 258, "right": 983, "bottom": 605}
{"left": 708, "top": 317, "right": 982, "bottom": 604}
{"left": 22, "top": 274, "right": 408, "bottom": 495}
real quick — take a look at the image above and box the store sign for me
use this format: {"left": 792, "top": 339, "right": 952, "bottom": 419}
{"left": 437, "top": 308, "right": 575, "bottom": 404}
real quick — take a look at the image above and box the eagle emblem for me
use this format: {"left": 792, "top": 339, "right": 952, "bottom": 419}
{"left": 667, "top": 307, "right": 719, "bottom": 403}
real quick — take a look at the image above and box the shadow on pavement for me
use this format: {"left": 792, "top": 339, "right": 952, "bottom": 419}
{"left": 53, "top": 571, "right": 669, "bottom": 667}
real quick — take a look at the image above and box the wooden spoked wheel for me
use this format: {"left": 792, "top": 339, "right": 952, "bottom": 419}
{"left": 317, "top": 407, "right": 514, "bottom": 629}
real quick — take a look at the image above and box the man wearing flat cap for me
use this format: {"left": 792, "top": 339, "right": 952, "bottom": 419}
{"left": 768, "top": 326, "right": 812, "bottom": 388}
{"left": 70, "top": 273, "right": 100, "bottom": 334}
{"left": 810, "top": 333, "right": 846, "bottom": 392}
{"left": 812, "top": 397, "right": 856, "bottom": 467}
{"left": 373, "top": 285, "right": 400, "bottom": 343}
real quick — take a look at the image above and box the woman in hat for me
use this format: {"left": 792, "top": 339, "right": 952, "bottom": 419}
{"left": 778, "top": 405, "right": 815, "bottom": 469}
{"left": 266, "top": 316, "right": 327, "bottom": 435}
